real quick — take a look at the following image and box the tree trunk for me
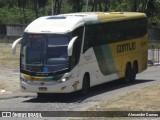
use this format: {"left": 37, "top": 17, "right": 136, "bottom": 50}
{"left": 33, "top": 0, "right": 38, "bottom": 18}
{"left": 22, "top": 0, "right": 27, "bottom": 23}
{"left": 54, "top": 0, "right": 62, "bottom": 15}
{"left": 98, "top": 0, "right": 102, "bottom": 11}
{"left": 133, "top": 0, "right": 137, "bottom": 12}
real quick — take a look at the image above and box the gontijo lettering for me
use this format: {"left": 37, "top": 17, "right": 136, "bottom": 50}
{"left": 117, "top": 42, "right": 136, "bottom": 53}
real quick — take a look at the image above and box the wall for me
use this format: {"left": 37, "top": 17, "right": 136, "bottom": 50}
{"left": 6, "top": 24, "right": 27, "bottom": 39}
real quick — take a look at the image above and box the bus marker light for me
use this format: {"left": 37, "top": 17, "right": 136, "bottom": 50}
{"left": 21, "top": 86, "right": 26, "bottom": 90}
{"left": 61, "top": 86, "right": 66, "bottom": 90}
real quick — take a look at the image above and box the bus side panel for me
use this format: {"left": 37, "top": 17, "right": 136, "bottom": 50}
{"left": 79, "top": 35, "right": 147, "bottom": 88}
{"left": 109, "top": 34, "right": 148, "bottom": 78}
{"left": 93, "top": 45, "right": 120, "bottom": 82}
{"left": 80, "top": 47, "right": 119, "bottom": 87}
{"left": 139, "top": 35, "right": 148, "bottom": 72}
{"left": 109, "top": 40, "right": 136, "bottom": 78}
{"left": 79, "top": 48, "right": 103, "bottom": 87}
{"left": 93, "top": 45, "right": 118, "bottom": 76}
{"left": 133, "top": 35, "right": 148, "bottom": 73}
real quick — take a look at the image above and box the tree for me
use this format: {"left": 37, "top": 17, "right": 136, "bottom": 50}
{"left": 18, "top": 0, "right": 27, "bottom": 23}
{"left": 68, "top": 0, "right": 83, "bottom": 12}
{"left": 33, "top": 0, "right": 38, "bottom": 18}
{"left": 39, "top": 0, "right": 48, "bottom": 15}
{"left": 90, "top": 0, "right": 103, "bottom": 12}
{"left": 53, "top": 0, "right": 62, "bottom": 15}
{"left": 146, "top": 0, "right": 157, "bottom": 17}
{"left": 132, "top": 0, "right": 138, "bottom": 12}
{"left": 103, "top": 0, "right": 110, "bottom": 11}
{"left": 136, "top": 0, "right": 157, "bottom": 16}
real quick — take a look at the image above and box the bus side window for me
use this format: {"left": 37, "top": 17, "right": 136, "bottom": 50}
{"left": 83, "top": 27, "right": 91, "bottom": 53}
{"left": 70, "top": 26, "right": 83, "bottom": 69}
{"left": 83, "top": 25, "right": 98, "bottom": 53}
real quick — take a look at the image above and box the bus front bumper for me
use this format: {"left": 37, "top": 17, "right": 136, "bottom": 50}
{"left": 20, "top": 79, "right": 80, "bottom": 93}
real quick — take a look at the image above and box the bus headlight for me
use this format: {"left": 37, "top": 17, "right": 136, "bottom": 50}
{"left": 61, "top": 78, "right": 67, "bottom": 82}
{"left": 57, "top": 73, "right": 72, "bottom": 83}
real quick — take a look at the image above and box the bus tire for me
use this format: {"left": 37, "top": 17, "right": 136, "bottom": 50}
{"left": 131, "top": 62, "right": 138, "bottom": 82}
{"left": 124, "top": 63, "right": 131, "bottom": 83}
{"left": 80, "top": 74, "right": 90, "bottom": 95}
{"left": 37, "top": 93, "right": 47, "bottom": 99}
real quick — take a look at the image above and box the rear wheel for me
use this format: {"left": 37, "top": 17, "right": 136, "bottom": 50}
{"left": 80, "top": 74, "right": 90, "bottom": 95}
{"left": 124, "top": 63, "right": 132, "bottom": 83}
{"left": 131, "top": 62, "right": 138, "bottom": 82}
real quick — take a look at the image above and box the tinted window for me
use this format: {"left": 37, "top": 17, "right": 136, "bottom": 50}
{"left": 48, "top": 35, "right": 69, "bottom": 46}
{"left": 69, "top": 26, "right": 83, "bottom": 69}
{"left": 83, "top": 18, "right": 147, "bottom": 53}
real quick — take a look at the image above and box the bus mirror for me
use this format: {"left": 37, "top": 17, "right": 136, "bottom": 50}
{"left": 12, "top": 38, "right": 22, "bottom": 55}
{"left": 67, "top": 36, "right": 78, "bottom": 56}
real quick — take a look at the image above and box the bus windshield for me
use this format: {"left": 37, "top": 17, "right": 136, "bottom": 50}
{"left": 21, "top": 34, "right": 70, "bottom": 72}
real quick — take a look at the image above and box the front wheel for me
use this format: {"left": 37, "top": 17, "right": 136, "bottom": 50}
{"left": 37, "top": 93, "right": 48, "bottom": 99}
{"left": 80, "top": 75, "right": 90, "bottom": 95}
{"left": 124, "top": 64, "right": 132, "bottom": 83}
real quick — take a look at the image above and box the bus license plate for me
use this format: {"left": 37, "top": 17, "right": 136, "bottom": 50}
{"left": 39, "top": 87, "right": 47, "bottom": 91}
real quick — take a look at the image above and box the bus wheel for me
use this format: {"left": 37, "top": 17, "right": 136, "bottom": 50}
{"left": 37, "top": 93, "right": 47, "bottom": 99}
{"left": 81, "top": 74, "right": 90, "bottom": 95}
{"left": 131, "top": 62, "right": 138, "bottom": 82}
{"left": 124, "top": 63, "right": 131, "bottom": 83}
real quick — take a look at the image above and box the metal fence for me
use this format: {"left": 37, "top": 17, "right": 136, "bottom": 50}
{"left": 148, "top": 27, "right": 160, "bottom": 65}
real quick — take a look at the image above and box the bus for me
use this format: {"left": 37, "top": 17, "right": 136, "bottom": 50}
{"left": 12, "top": 12, "right": 148, "bottom": 97}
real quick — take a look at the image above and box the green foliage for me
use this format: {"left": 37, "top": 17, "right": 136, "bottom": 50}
{"left": 0, "top": 0, "right": 160, "bottom": 26}
{"left": 0, "top": 39, "right": 15, "bottom": 43}
{"left": 0, "top": 0, "right": 18, "bottom": 8}
{"left": 148, "top": 16, "right": 160, "bottom": 26}
{"left": 113, "top": 2, "right": 131, "bottom": 11}
{"left": 0, "top": 6, "right": 36, "bottom": 24}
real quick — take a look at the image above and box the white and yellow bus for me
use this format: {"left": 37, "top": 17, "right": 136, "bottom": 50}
{"left": 12, "top": 12, "right": 148, "bottom": 96}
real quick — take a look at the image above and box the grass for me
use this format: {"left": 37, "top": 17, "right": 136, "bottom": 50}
{"left": 0, "top": 45, "right": 20, "bottom": 68}
{"left": 86, "top": 84, "right": 160, "bottom": 120}
{"left": 0, "top": 39, "right": 16, "bottom": 43}
{"left": 89, "top": 84, "right": 160, "bottom": 111}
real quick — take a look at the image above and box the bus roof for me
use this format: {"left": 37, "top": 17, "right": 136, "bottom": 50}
{"left": 25, "top": 12, "right": 146, "bottom": 34}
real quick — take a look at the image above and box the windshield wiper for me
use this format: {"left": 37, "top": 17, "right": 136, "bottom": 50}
{"left": 32, "top": 62, "right": 42, "bottom": 64}
{"left": 48, "top": 45, "right": 68, "bottom": 47}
